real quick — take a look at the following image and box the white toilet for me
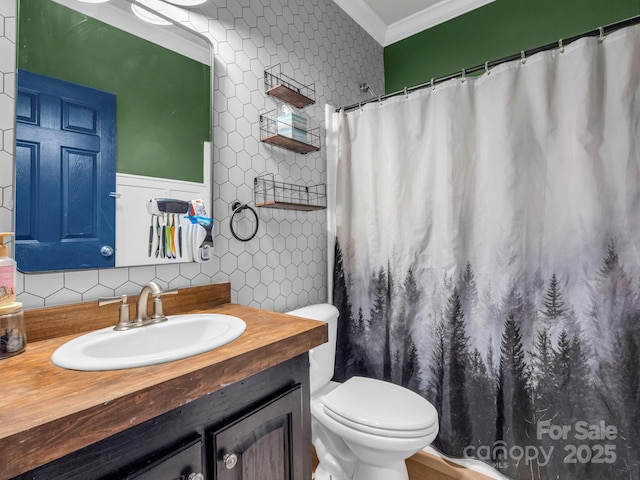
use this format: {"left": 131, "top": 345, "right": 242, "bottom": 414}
{"left": 286, "top": 304, "right": 439, "bottom": 480}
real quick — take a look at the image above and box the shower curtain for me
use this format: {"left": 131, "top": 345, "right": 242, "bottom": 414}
{"left": 327, "top": 25, "right": 640, "bottom": 480}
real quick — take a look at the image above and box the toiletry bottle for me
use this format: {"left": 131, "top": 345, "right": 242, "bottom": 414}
{"left": 0, "top": 232, "right": 16, "bottom": 307}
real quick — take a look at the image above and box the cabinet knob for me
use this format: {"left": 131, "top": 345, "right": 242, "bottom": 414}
{"left": 223, "top": 453, "right": 238, "bottom": 470}
{"left": 187, "top": 474, "right": 204, "bottom": 480}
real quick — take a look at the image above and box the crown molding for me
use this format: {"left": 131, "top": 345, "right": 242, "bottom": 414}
{"left": 334, "top": 0, "right": 496, "bottom": 47}
{"left": 385, "top": 0, "right": 496, "bottom": 45}
{"left": 333, "top": 0, "right": 388, "bottom": 45}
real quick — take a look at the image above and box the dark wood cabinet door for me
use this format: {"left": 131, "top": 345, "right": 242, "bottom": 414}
{"left": 210, "top": 385, "right": 304, "bottom": 480}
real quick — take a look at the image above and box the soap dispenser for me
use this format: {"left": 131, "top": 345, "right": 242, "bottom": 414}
{"left": 0, "top": 232, "right": 16, "bottom": 307}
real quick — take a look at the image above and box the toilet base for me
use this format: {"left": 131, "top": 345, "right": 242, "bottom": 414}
{"left": 314, "top": 460, "right": 409, "bottom": 480}
{"left": 352, "top": 460, "right": 409, "bottom": 480}
{"left": 314, "top": 464, "right": 348, "bottom": 480}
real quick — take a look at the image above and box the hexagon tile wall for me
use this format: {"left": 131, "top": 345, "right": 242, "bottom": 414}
{"left": 0, "top": 2, "right": 15, "bottom": 245}
{"left": 0, "top": 0, "right": 383, "bottom": 312}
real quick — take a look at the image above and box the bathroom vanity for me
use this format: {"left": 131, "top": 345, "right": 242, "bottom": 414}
{"left": 0, "top": 283, "right": 327, "bottom": 480}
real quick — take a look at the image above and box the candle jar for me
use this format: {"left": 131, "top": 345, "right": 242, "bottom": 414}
{"left": 0, "top": 302, "right": 26, "bottom": 359}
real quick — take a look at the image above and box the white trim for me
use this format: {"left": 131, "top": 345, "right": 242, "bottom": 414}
{"left": 335, "top": 0, "right": 496, "bottom": 47}
{"left": 115, "top": 143, "right": 211, "bottom": 267}
{"left": 332, "top": 0, "right": 387, "bottom": 46}
{"left": 51, "top": 0, "right": 210, "bottom": 64}
{"left": 385, "top": 0, "right": 496, "bottom": 45}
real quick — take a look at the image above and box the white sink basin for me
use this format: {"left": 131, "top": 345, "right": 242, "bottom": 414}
{"left": 51, "top": 314, "right": 247, "bottom": 371}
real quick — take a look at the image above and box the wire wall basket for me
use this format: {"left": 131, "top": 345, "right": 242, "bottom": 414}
{"left": 254, "top": 174, "right": 327, "bottom": 211}
{"left": 259, "top": 110, "right": 320, "bottom": 154}
{"left": 264, "top": 64, "right": 316, "bottom": 108}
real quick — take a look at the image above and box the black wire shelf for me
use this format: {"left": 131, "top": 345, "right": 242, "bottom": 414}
{"left": 264, "top": 64, "right": 315, "bottom": 108}
{"left": 254, "top": 174, "right": 326, "bottom": 211}
{"left": 259, "top": 110, "right": 320, "bottom": 154}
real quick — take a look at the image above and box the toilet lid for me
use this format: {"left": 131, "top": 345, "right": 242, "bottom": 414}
{"left": 321, "top": 377, "right": 438, "bottom": 437}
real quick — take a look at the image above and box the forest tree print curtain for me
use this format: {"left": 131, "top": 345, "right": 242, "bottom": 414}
{"left": 330, "top": 25, "right": 640, "bottom": 480}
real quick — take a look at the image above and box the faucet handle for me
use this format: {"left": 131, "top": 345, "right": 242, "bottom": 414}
{"left": 150, "top": 288, "right": 178, "bottom": 320}
{"left": 153, "top": 288, "right": 179, "bottom": 298}
{"left": 98, "top": 294, "right": 127, "bottom": 306}
{"left": 98, "top": 295, "right": 131, "bottom": 330}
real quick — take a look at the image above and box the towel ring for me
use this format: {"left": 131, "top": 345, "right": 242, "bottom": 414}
{"left": 230, "top": 202, "right": 259, "bottom": 242}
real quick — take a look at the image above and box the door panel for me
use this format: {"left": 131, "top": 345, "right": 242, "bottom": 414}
{"left": 62, "top": 148, "right": 98, "bottom": 238}
{"left": 15, "top": 70, "right": 116, "bottom": 271}
{"left": 242, "top": 428, "right": 285, "bottom": 480}
{"left": 210, "top": 386, "right": 304, "bottom": 480}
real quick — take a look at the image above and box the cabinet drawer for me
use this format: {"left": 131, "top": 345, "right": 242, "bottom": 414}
{"left": 120, "top": 436, "right": 203, "bottom": 480}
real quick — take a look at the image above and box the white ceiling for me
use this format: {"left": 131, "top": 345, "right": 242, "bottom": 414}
{"left": 333, "top": 0, "right": 496, "bottom": 47}
{"left": 366, "top": 0, "right": 443, "bottom": 25}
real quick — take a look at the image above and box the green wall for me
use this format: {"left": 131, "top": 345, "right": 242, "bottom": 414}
{"left": 384, "top": 0, "right": 640, "bottom": 93}
{"left": 18, "top": 0, "right": 210, "bottom": 183}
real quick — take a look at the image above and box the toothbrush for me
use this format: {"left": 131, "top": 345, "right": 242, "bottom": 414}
{"left": 166, "top": 213, "right": 173, "bottom": 258}
{"left": 170, "top": 214, "right": 176, "bottom": 259}
{"left": 170, "top": 214, "right": 175, "bottom": 258}
{"left": 155, "top": 216, "right": 161, "bottom": 258}
{"left": 161, "top": 215, "right": 166, "bottom": 258}
{"left": 148, "top": 214, "right": 154, "bottom": 257}
{"left": 178, "top": 215, "right": 182, "bottom": 258}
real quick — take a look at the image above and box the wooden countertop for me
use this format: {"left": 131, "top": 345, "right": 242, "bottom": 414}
{"left": 0, "top": 283, "right": 327, "bottom": 479}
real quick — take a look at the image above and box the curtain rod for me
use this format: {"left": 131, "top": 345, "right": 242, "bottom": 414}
{"left": 338, "top": 15, "right": 640, "bottom": 113}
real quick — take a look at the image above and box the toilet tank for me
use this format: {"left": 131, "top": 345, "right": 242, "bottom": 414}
{"left": 285, "top": 304, "right": 339, "bottom": 395}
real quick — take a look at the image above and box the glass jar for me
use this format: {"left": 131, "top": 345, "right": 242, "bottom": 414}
{"left": 0, "top": 302, "right": 26, "bottom": 359}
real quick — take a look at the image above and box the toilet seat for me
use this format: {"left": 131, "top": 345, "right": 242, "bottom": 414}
{"left": 321, "top": 377, "right": 438, "bottom": 439}
{"left": 323, "top": 407, "right": 439, "bottom": 439}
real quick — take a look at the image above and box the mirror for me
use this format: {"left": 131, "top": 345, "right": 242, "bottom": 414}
{"left": 14, "top": 0, "right": 213, "bottom": 272}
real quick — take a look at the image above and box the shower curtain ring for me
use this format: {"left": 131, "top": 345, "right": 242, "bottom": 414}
{"left": 485, "top": 61, "right": 491, "bottom": 75}
{"left": 431, "top": 78, "right": 435, "bottom": 91}
{"left": 404, "top": 86, "right": 408, "bottom": 98}
{"left": 378, "top": 95, "right": 382, "bottom": 104}
{"left": 598, "top": 27, "right": 605, "bottom": 43}
{"left": 460, "top": 69, "right": 466, "bottom": 83}
{"left": 521, "top": 50, "right": 527, "bottom": 64}
{"left": 559, "top": 39, "right": 565, "bottom": 53}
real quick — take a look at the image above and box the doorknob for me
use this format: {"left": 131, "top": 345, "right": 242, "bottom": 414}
{"left": 223, "top": 453, "right": 238, "bottom": 470}
{"left": 100, "top": 245, "right": 114, "bottom": 257}
{"left": 187, "top": 473, "right": 204, "bottom": 480}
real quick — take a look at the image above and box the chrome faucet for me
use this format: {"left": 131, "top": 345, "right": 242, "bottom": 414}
{"left": 98, "top": 282, "right": 178, "bottom": 330}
